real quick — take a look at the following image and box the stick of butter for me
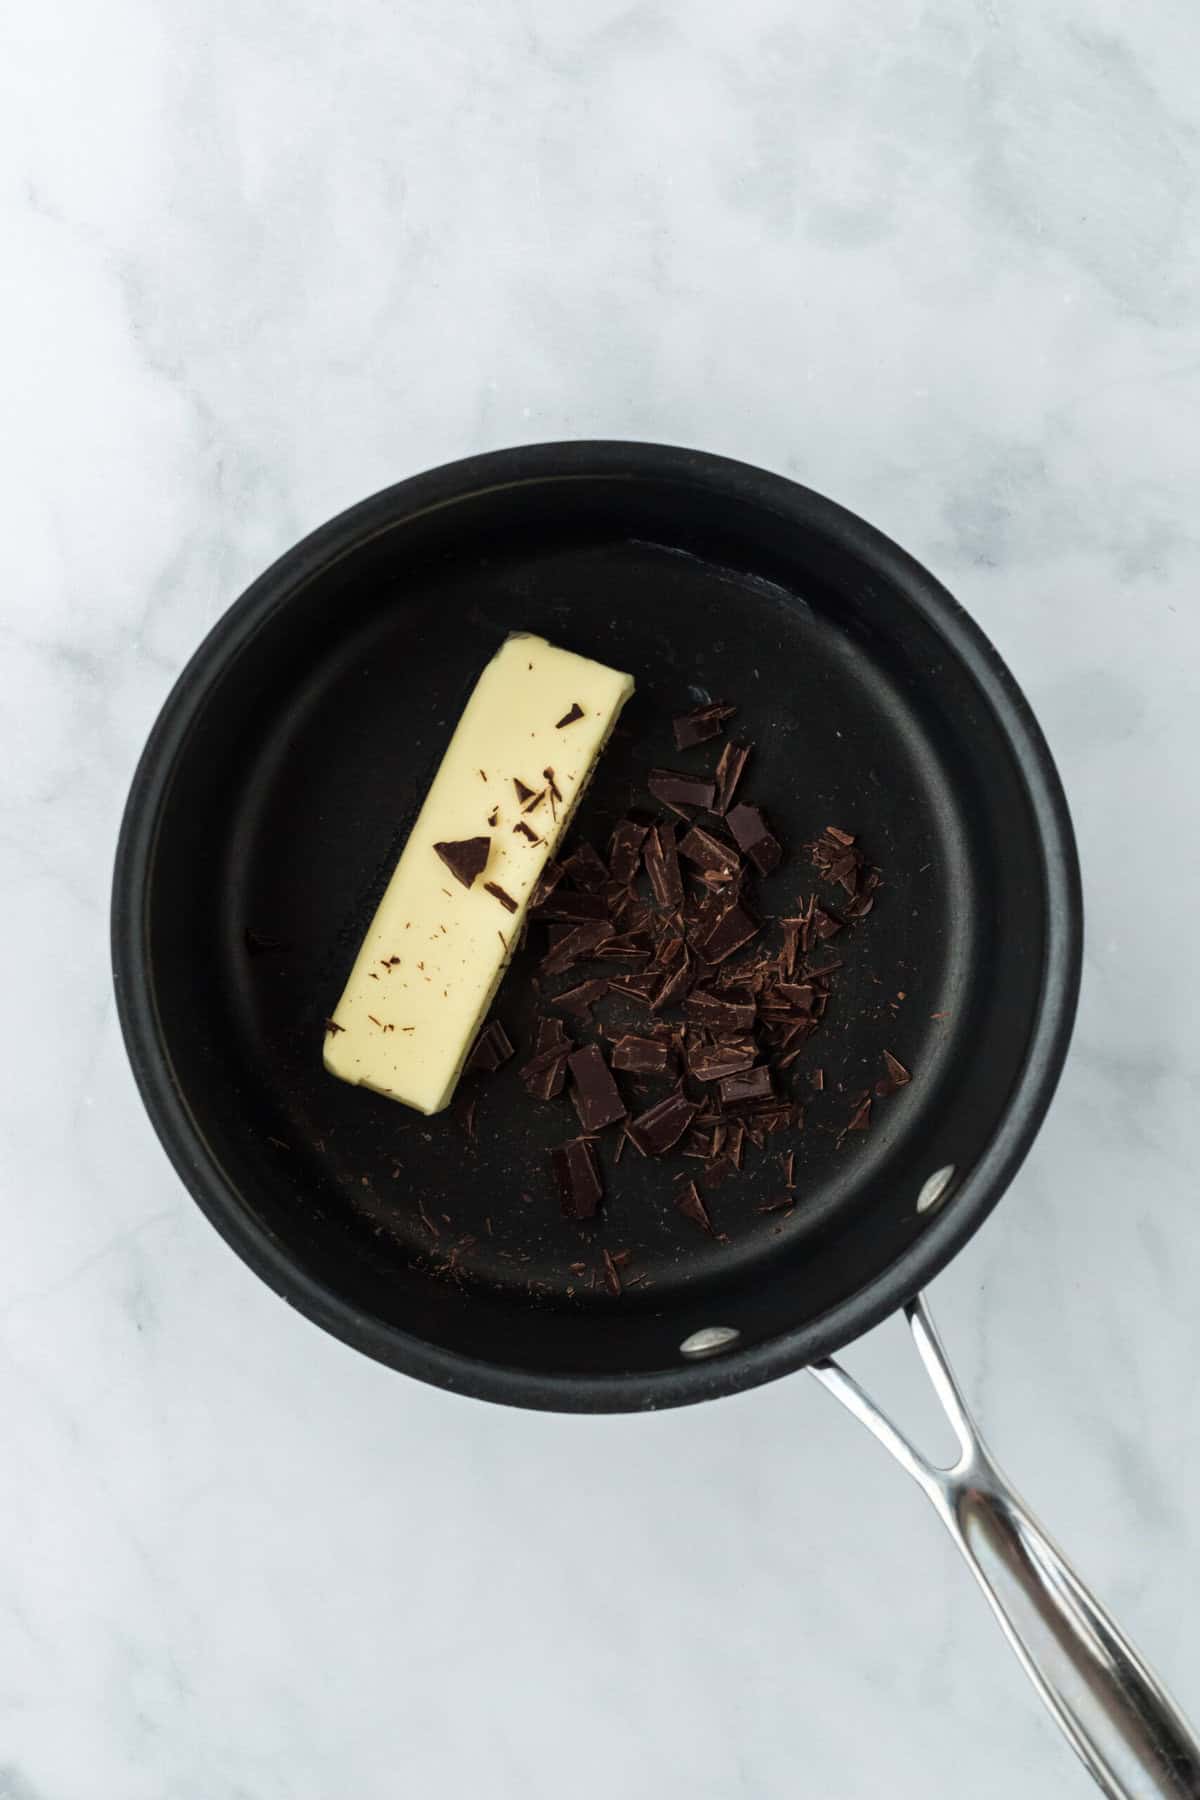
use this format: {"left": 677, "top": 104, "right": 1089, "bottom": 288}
{"left": 323, "top": 632, "right": 635, "bottom": 1114}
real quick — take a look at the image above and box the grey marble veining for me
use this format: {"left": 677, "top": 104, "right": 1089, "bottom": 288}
{"left": 2, "top": 2, "right": 1199, "bottom": 1795}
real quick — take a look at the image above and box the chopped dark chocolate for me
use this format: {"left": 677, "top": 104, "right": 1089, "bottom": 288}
{"left": 611, "top": 1034, "right": 673, "bottom": 1075}
{"left": 678, "top": 824, "right": 741, "bottom": 882}
{"left": 541, "top": 918, "right": 616, "bottom": 976}
{"left": 467, "top": 1019, "right": 515, "bottom": 1072}
{"left": 513, "top": 778, "right": 535, "bottom": 803}
{"left": 652, "top": 945, "right": 694, "bottom": 1012}
{"left": 536, "top": 1017, "right": 570, "bottom": 1051}
{"left": 648, "top": 768, "right": 717, "bottom": 816}
{"left": 555, "top": 703, "right": 585, "bottom": 728}
{"left": 696, "top": 901, "right": 760, "bottom": 964}
{"left": 483, "top": 880, "right": 519, "bottom": 914}
{"left": 608, "top": 818, "right": 649, "bottom": 885}
{"left": 553, "top": 1138, "right": 603, "bottom": 1219}
{"left": 725, "top": 803, "right": 782, "bottom": 875}
{"left": 543, "top": 767, "right": 563, "bottom": 802}
{"left": 671, "top": 702, "right": 736, "bottom": 750}
{"left": 323, "top": 1017, "right": 344, "bottom": 1035}
{"left": 718, "top": 1064, "right": 773, "bottom": 1107}
{"left": 712, "top": 740, "right": 751, "bottom": 815}
{"left": 513, "top": 819, "right": 541, "bottom": 843}
{"left": 628, "top": 1089, "right": 698, "bottom": 1156}
{"left": 567, "top": 1044, "right": 627, "bottom": 1133}
{"left": 487, "top": 806, "right": 500, "bottom": 828}
{"left": 643, "top": 821, "right": 684, "bottom": 909}
{"left": 433, "top": 835, "right": 490, "bottom": 890}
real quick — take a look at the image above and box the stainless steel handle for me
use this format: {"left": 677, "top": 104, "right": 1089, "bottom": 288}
{"left": 812, "top": 1297, "right": 1200, "bottom": 1798}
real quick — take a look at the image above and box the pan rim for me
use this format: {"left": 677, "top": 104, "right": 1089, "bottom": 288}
{"left": 111, "top": 440, "right": 1083, "bottom": 1412}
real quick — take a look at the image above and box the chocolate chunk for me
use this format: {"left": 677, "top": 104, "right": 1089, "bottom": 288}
{"left": 483, "top": 880, "right": 519, "bottom": 913}
{"left": 643, "top": 822, "right": 684, "bottom": 909}
{"left": 541, "top": 918, "right": 616, "bottom": 975}
{"left": 725, "top": 803, "right": 782, "bottom": 875}
{"left": 712, "top": 741, "right": 751, "bottom": 815}
{"left": 685, "top": 986, "right": 756, "bottom": 1032}
{"left": 513, "top": 819, "right": 540, "bottom": 843}
{"left": 648, "top": 769, "right": 717, "bottom": 816}
{"left": 553, "top": 1138, "right": 603, "bottom": 1218}
{"left": 609, "top": 818, "right": 649, "bottom": 885}
{"left": 611, "top": 1034, "right": 672, "bottom": 1074}
{"left": 628, "top": 1089, "right": 698, "bottom": 1156}
{"left": 536, "top": 1016, "right": 570, "bottom": 1051}
{"left": 532, "top": 889, "right": 610, "bottom": 922}
{"left": 697, "top": 902, "right": 760, "bottom": 964}
{"left": 467, "top": 1019, "right": 515, "bottom": 1072}
{"left": 521, "top": 1044, "right": 570, "bottom": 1100}
{"left": 875, "top": 1049, "right": 912, "bottom": 1097}
{"left": 530, "top": 860, "right": 565, "bottom": 906}
{"left": 567, "top": 1044, "right": 627, "bottom": 1133}
{"left": 671, "top": 702, "right": 736, "bottom": 750}
{"left": 432, "top": 836, "right": 490, "bottom": 889}
{"left": 688, "top": 1039, "right": 758, "bottom": 1083}
{"left": 551, "top": 978, "right": 609, "bottom": 1019}
{"left": 513, "top": 778, "right": 535, "bottom": 803}
{"left": 678, "top": 825, "right": 741, "bottom": 882}
{"left": 718, "top": 1065, "right": 773, "bottom": 1106}
{"left": 811, "top": 906, "right": 844, "bottom": 942}
{"left": 675, "top": 1180, "right": 716, "bottom": 1235}
{"left": 555, "top": 703, "right": 585, "bottom": 728}
{"left": 562, "top": 845, "right": 609, "bottom": 891}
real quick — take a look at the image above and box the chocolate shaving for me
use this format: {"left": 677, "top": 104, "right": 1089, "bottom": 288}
{"left": 543, "top": 768, "right": 562, "bottom": 803}
{"left": 555, "top": 703, "right": 585, "bottom": 729}
{"left": 672, "top": 702, "right": 736, "bottom": 750}
{"left": 487, "top": 806, "right": 500, "bottom": 828}
{"left": 513, "top": 819, "right": 540, "bottom": 843}
{"left": 323, "top": 1017, "right": 344, "bottom": 1035}
{"left": 685, "top": 986, "right": 756, "bottom": 1032}
{"left": 433, "top": 835, "right": 490, "bottom": 889}
{"left": 567, "top": 1044, "right": 627, "bottom": 1133}
{"left": 513, "top": 778, "right": 535, "bottom": 803}
{"left": 712, "top": 741, "right": 751, "bottom": 815}
{"left": 553, "top": 1138, "right": 603, "bottom": 1219}
{"left": 484, "top": 880, "right": 519, "bottom": 914}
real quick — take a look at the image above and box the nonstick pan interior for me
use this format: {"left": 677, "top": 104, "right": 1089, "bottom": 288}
{"left": 112, "top": 444, "right": 1080, "bottom": 1409}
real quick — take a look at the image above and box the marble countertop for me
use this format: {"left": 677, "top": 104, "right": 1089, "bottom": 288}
{"left": 4, "top": 2, "right": 1199, "bottom": 1795}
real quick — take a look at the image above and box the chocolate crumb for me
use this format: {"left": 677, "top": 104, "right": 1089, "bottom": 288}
{"left": 672, "top": 702, "right": 736, "bottom": 750}
{"left": 553, "top": 1137, "right": 603, "bottom": 1219}
{"left": 484, "top": 880, "right": 519, "bottom": 914}
{"left": 555, "top": 703, "right": 585, "bottom": 728}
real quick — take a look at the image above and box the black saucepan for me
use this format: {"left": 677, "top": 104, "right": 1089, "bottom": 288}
{"left": 112, "top": 443, "right": 1198, "bottom": 1796}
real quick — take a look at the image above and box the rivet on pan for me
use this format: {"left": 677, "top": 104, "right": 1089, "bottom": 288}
{"left": 917, "top": 1165, "right": 956, "bottom": 1214}
{"left": 680, "top": 1325, "right": 741, "bottom": 1360}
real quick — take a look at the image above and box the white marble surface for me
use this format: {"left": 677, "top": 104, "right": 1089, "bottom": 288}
{"left": 3, "top": 2, "right": 1199, "bottom": 1794}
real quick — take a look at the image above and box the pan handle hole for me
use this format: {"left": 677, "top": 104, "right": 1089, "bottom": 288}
{"left": 680, "top": 1325, "right": 741, "bottom": 1360}
{"left": 917, "top": 1165, "right": 956, "bottom": 1215}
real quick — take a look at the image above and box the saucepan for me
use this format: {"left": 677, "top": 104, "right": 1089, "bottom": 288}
{"left": 111, "top": 443, "right": 1198, "bottom": 1796}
